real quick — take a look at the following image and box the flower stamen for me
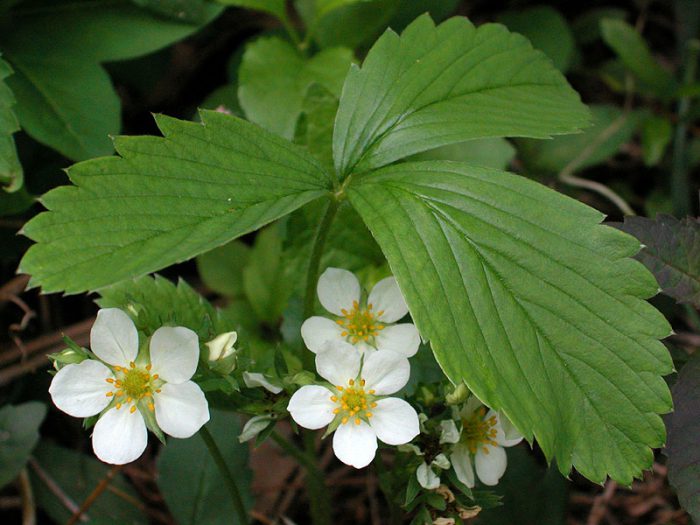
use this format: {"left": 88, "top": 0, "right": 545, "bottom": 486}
{"left": 335, "top": 301, "right": 385, "bottom": 345}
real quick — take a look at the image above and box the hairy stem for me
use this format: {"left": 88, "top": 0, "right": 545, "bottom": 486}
{"left": 199, "top": 426, "right": 249, "bottom": 524}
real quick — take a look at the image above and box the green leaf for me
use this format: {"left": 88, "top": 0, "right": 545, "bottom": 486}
{"left": 348, "top": 161, "right": 673, "bottom": 484}
{"left": 641, "top": 115, "right": 672, "bottom": 166}
{"left": 294, "top": 83, "right": 339, "bottom": 169}
{"left": 517, "top": 104, "right": 644, "bottom": 174}
{"left": 157, "top": 410, "right": 253, "bottom": 525}
{"left": 600, "top": 19, "right": 677, "bottom": 100}
{"left": 0, "top": 56, "right": 22, "bottom": 192}
{"left": 31, "top": 441, "right": 147, "bottom": 524}
{"left": 215, "top": 0, "right": 286, "bottom": 20}
{"left": 19, "top": 111, "right": 331, "bottom": 294}
{"left": 97, "top": 274, "right": 236, "bottom": 340}
{"left": 238, "top": 37, "right": 353, "bottom": 139}
{"left": 242, "top": 224, "right": 292, "bottom": 324}
{"left": 665, "top": 353, "right": 700, "bottom": 521}
{"left": 571, "top": 8, "right": 627, "bottom": 45}
{"left": 333, "top": 15, "right": 590, "bottom": 177}
{"left": 408, "top": 138, "right": 515, "bottom": 171}
{"left": 475, "top": 447, "right": 567, "bottom": 525}
{"left": 197, "top": 240, "right": 251, "bottom": 297}
{"left": 616, "top": 215, "right": 700, "bottom": 308}
{"left": 296, "top": 0, "right": 399, "bottom": 50}
{"left": 132, "top": 0, "right": 208, "bottom": 23}
{"left": 0, "top": 402, "right": 45, "bottom": 488}
{"left": 0, "top": 0, "right": 222, "bottom": 160}
{"left": 498, "top": 6, "right": 576, "bottom": 72}
{"left": 314, "top": 0, "right": 373, "bottom": 20}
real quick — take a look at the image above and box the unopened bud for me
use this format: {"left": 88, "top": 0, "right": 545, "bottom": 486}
{"left": 49, "top": 347, "right": 88, "bottom": 371}
{"left": 206, "top": 332, "right": 238, "bottom": 374}
{"left": 446, "top": 382, "right": 469, "bottom": 405}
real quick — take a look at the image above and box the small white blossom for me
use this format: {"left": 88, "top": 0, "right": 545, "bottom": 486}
{"left": 449, "top": 396, "right": 522, "bottom": 487}
{"left": 287, "top": 342, "right": 420, "bottom": 468}
{"left": 49, "top": 308, "right": 210, "bottom": 465}
{"left": 301, "top": 267, "right": 420, "bottom": 357}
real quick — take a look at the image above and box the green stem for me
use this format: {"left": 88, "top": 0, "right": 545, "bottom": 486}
{"left": 302, "top": 430, "right": 332, "bottom": 525}
{"left": 280, "top": 11, "right": 302, "bottom": 48}
{"left": 199, "top": 426, "right": 249, "bottom": 524}
{"left": 271, "top": 430, "right": 319, "bottom": 475}
{"left": 671, "top": 39, "right": 700, "bottom": 217}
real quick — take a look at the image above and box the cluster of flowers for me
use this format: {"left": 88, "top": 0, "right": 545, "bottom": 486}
{"left": 48, "top": 266, "right": 521, "bottom": 491}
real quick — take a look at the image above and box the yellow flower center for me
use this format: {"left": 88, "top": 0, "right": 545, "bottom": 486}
{"left": 461, "top": 407, "right": 498, "bottom": 455}
{"left": 336, "top": 300, "right": 385, "bottom": 345}
{"left": 331, "top": 378, "right": 378, "bottom": 425}
{"left": 105, "top": 362, "right": 160, "bottom": 414}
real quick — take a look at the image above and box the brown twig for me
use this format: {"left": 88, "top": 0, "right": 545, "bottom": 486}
{"left": 0, "top": 317, "right": 92, "bottom": 366}
{"left": 18, "top": 469, "right": 36, "bottom": 525}
{"left": 66, "top": 465, "right": 122, "bottom": 525}
{"left": 587, "top": 481, "right": 618, "bottom": 525}
{"left": 28, "top": 457, "right": 86, "bottom": 522}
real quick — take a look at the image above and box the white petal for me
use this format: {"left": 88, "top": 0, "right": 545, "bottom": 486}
{"left": 459, "top": 395, "right": 483, "bottom": 419}
{"left": 92, "top": 407, "right": 147, "bottom": 465}
{"left": 300, "top": 316, "right": 345, "bottom": 353}
{"left": 49, "top": 360, "right": 113, "bottom": 418}
{"left": 287, "top": 385, "right": 336, "bottom": 429}
{"left": 361, "top": 350, "right": 410, "bottom": 395}
{"left": 451, "top": 444, "right": 475, "bottom": 488}
{"left": 439, "top": 420, "right": 460, "bottom": 444}
{"left": 243, "top": 372, "right": 282, "bottom": 394}
{"left": 475, "top": 444, "right": 507, "bottom": 486}
{"left": 317, "top": 268, "right": 360, "bottom": 316}
{"left": 374, "top": 323, "right": 420, "bottom": 357}
{"left": 354, "top": 341, "right": 375, "bottom": 355}
{"left": 315, "top": 341, "right": 361, "bottom": 386}
{"left": 149, "top": 326, "right": 200, "bottom": 384}
{"left": 490, "top": 410, "right": 523, "bottom": 447}
{"left": 154, "top": 381, "right": 210, "bottom": 438}
{"left": 370, "top": 398, "right": 419, "bottom": 445}
{"left": 90, "top": 308, "right": 138, "bottom": 366}
{"left": 332, "top": 420, "right": 377, "bottom": 468}
{"left": 367, "top": 277, "right": 408, "bottom": 323}
{"left": 417, "top": 462, "right": 440, "bottom": 489}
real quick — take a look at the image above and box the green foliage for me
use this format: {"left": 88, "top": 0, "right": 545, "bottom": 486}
{"left": 197, "top": 240, "right": 251, "bottom": 298}
{"left": 157, "top": 410, "right": 253, "bottom": 525}
{"left": 19, "top": 111, "right": 331, "bottom": 293}
{"left": 132, "top": 0, "right": 209, "bottom": 23}
{"left": 215, "top": 0, "right": 286, "bottom": 20}
{"left": 348, "top": 161, "right": 673, "bottom": 484}
{"left": 571, "top": 8, "right": 626, "bottom": 45}
{"left": 408, "top": 138, "right": 515, "bottom": 171}
{"left": 333, "top": 15, "right": 590, "bottom": 177}
{"left": 0, "top": 0, "right": 222, "bottom": 160}
{"left": 498, "top": 6, "right": 576, "bottom": 72}
{"left": 294, "top": 83, "right": 338, "bottom": 169}
{"left": 617, "top": 215, "right": 700, "bottom": 307}
{"left": 517, "top": 104, "right": 644, "bottom": 174}
{"left": 97, "top": 274, "right": 236, "bottom": 341}
{"left": 600, "top": 18, "right": 677, "bottom": 100}
{"left": 476, "top": 448, "right": 567, "bottom": 525}
{"left": 665, "top": 353, "right": 700, "bottom": 522}
{"left": 0, "top": 56, "right": 21, "bottom": 191}
{"left": 641, "top": 115, "right": 673, "bottom": 166}
{"left": 0, "top": 402, "right": 45, "bottom": 488}
{"left": 238, "top": 37, "right": 352, "bottom": 139}
{"left": 30, "top": 441, "right": 147, "bottom": 524}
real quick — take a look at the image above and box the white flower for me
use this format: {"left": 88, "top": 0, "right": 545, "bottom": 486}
{"left": 449, "top": 397, "right": 522, "bottom": 487}
{"left": 287, "top": 342, "right": 420, "bottom": 468}
{"left": 301, "top": 268, "right": 420, "bottom": 357}
{"left": 49, "top": 308, "right": 210, "bottom": 465}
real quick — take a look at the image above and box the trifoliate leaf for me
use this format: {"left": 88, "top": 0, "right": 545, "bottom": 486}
{"left": 238, "top": 37, "right": 352, "bottom": 139}
{"left": 665, "top": 354, "right": 700, "bottom": 521}
{"left": 97, "top": 275, "right": 236, "bottom": 340}
{"left": 293, "top": 83, "right": 338, "bottom": 170}
{"left": 408, "top": 138, "right": 515, "bottom": 171}
{"left": 333, "top": 15, "right": 590, "bottom": 177}
{"left": 0, "top": 1, "right": 222, "bottom": 160}
{"left": 616, "top": 215, "right": 700, "bottom": 307}
{"left": 0, "top": 57, "right": 22, "bottom": 192}
{"left": 348, "top": 161, "right": 673, "bottom": 484}
{"left": 19, "top": 111, "right": 331, "bottom": 293}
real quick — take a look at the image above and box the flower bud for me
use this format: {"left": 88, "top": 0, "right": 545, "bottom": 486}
{"left": 206, "top": 331, "right": 238, "bottom": 374}
{"left": 49, "top": 347, "right": 88, "bottom": 370}
{"left": 446, "top": 382, "right": 469, "bottom": 405}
